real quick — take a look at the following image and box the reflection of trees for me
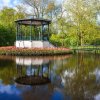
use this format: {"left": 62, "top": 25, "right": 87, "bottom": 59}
{"left": 0, "top": 54, "right": 99, "bottom": 99}
{"left": 56, "top": 53, "right": 100, "bottom": 99}
{"left": 49, "top": 53, "right": 100, "bottom": 99}
{"left": 0, "top": 57, "right": 16, "bottom": 85}
{"left": 21, "top": 84, "right": 54, "bottom": 100}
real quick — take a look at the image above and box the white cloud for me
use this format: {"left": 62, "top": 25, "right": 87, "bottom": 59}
{"left": 0, "top": 84, "right": 20, "bottom": 95}
{"left": 0, "top": 0, "right": 10, "bottom": 8}
{"left": 13, "top": 0, "right": 19, "bottom": 5}
{"left": 0, "top": 0, "right": 20, "bottom": 9}
{"left": 2, "top": 0, "right": 10, "bottom": 6}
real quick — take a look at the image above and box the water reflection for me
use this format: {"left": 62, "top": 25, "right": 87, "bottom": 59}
{"left": 15, "top": 61, "right": 51, "bottom": 85}
{"left": 14, "top": 56, "right": 69, "bottom": 100}
{"left": 60, "top": 53, "right": 100, "bottom": 100}
{"left": 0, "top": 54, "right": 99, "bottom": 100}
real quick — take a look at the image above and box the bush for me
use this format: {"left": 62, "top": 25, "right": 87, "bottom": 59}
{"left": 91, "top": 38, "right": 100, "bottom": 46}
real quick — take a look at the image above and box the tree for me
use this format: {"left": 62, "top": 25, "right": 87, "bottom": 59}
{"left": 63, "top": 0, "right": 100, "bottom": 46}
{"left": 22, "top": 0, "right": 62, "bottom": 19}
{"left": 49, "top": 0, "right": 100, "bottom": 47}
{"left": 0, "top": 6, "right": 26, "bottom": 46}
{"left": 15, "top": 5, "right": 27, "bottom": 19}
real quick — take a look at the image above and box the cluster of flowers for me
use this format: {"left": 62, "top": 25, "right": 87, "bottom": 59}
{"left": 0, "top": 46, "right": 72, "bottom": 56}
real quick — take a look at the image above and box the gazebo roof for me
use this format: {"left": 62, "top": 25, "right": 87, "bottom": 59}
{"left": 15, "top": 76, "right": 50, "bottom": 85}
{"left": 15, "top": 18, "right": 51, "bottom": 26}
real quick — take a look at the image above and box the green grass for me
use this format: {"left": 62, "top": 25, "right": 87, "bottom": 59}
{"left": 72, "top": 45, "right": 100, "bottom": 53}
{"left": 72, "top": 45, "right": 100, "bottom": 49}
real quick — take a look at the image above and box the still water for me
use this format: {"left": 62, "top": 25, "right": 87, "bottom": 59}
{"left": 0, "top": 53, "right": 100, "bottom": 100}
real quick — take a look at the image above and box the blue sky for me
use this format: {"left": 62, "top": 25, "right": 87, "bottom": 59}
{"left": 0, "top": 0, "right": 20, "bottom": 9}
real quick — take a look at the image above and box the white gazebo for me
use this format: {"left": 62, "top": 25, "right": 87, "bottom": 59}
{"left": 15, "top": 18, "right": 54, "bottom": 48}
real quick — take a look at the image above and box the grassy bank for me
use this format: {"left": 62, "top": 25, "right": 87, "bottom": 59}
{"left": 72, "top": 45, "right": 100, "bottom": 53}
{"left": 0, "top": 46, "right": 73, "bottom": 56}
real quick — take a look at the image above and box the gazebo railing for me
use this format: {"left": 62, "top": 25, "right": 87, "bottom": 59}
{"left": 17, "top": 36, "right": 30, "bottom": 40}
{"left": 16, "top": 36, "right": 49, "bottom": 41}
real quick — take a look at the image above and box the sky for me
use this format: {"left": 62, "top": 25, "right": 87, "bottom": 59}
{"left": 0, "top": 0, "right": 20, "bottom": 9}
{"left": 0, "top": 0, "right": 62, "bottom": 8}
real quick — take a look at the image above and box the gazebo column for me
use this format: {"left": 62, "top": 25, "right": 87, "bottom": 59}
{"left": 18, "top": 22, "right": 23, "bottom": 41}
{"left": 34, "top": 26, "right": 36, "bottom": 40}
{"left": 20, "top": 24, "right": 23, "bottom": 41}
{"left": 41, "top": 22, "right": 44, "bottom": 41}
{"left": 16, "top": 23, "right": 18, "bottom": 41}
{"left": 38, "top": 27, "right": 42, "bottom": 40}
{"left": 30, "top": 21, "right": 32, "bottom": 41}
{"left": 18, "top": 24, "right": 21, "bottom": 40}
{"left": 25, "top": 25, "right": 27, "bottom": 40}
{"left": 48, "top": 23, "right": 50, "bottom": 41}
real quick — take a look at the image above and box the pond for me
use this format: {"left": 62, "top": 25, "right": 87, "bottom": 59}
{"left": 0, "top": 53, "right": 100, "bottom": 100}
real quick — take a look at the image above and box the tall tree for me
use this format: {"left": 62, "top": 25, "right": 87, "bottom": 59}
{"left": 63, "top": 0, "right": 100, "bottom": 46}
{"left": 0, "top": 7, "right": 26, "bottom": 46}
{"left": 22, "top": 0, "right": 62, "bottom": 19}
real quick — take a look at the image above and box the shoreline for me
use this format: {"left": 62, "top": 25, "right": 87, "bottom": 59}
{"left": 0, "top": 46, "right": 73, "bottom": 56}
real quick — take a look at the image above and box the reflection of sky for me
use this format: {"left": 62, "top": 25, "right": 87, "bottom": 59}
{"left": 0, "top": 84, "right": 20, "bottom": 95}
{"left": 26, "top": 64, "right": 50, "bottom": 76}
{"left": 26, "top": 65, "right": 33, "bottom": 76}
{"left": 51, "top": 90, "right": 64, "bottom": 100}
{"left": 61, "top": 70, "right": 75, "bottom": 86}
{"left": 0, "top": 80, "right": 31, "bottom": 100}
{"left": 51, "top": 88, "right": 71, "bottom": 100}
{"left": 0, "top": 93, "right": 21, "bottom": 100}
{"left": 94, "top": 69, "right": 100, "bottom": 83}
{"left": 94, "top": 93, "right": 100, "bottom": 100}
{"left": 89, "top": 68, "right": 100, "bottom": 84}
{"left": 0, "top": 82, "right": 22, "bottom": 100}
{"left": 63, "top": 70, "right": 75, "bottom": 78}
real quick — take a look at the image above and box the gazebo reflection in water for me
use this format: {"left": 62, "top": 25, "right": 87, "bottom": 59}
{"left": 14, "top": 56, "right": 69, "bottom": 100}
{"left": 15, "top": 57, "right": 51, "bottom": 85}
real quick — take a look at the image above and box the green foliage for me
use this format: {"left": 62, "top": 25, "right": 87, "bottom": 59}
{"left": 0, "top": 0, "right": 100, "bottom": 47}
{"left": 91, "top": 38, "right": 100, "bottom": 45}
{"left": 0, "top": 25, "right": 15, "bottom": 46}
{"left": 0, "top": 7, "right": 26, "bottom": 46}
{"left": 49, "top": 0, "right": 100, "bottom": 47}
{"left": 50, "top": 34, "right": 62, "bottom": 46}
